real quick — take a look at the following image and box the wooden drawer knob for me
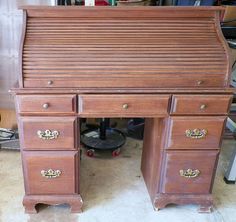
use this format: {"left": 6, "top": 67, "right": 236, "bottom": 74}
{"left": 122, "top": 104, "right": 129, "bottom": 109}
{"left": 42, "top": 103, "right": 49, "bottom": 109}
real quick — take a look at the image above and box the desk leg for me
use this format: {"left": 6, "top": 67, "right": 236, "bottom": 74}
{"left": 23, "top": 194, "right": 83, "bottom": 213}
{"left": 141, "top": 118, "right": 167, "bottom": 204}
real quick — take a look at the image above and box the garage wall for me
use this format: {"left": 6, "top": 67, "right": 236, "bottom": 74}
{"left": 0, "top": 0, "right": 22, "bottom": 109}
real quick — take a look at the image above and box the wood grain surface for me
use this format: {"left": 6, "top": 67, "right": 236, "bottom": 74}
{"left": 19, "top": 116, "right": 79, "bottom": 150}
{"left": 161, "top": 150, "right": 219, "bottom": 194}
{"left": 13, "top": 6, "right": 233, "bottom": 213}
{"left": 20, "top": 7, "right": 230, "bottom": 89}
{"left": 22, "top": 151, "right": 79, "bottom": 195}
{"left": 166, "top": 116, "right": 226, "bottom": 149}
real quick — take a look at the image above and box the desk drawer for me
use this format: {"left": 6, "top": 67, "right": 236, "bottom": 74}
{"left": 23, "top": 151, "right": 79, "bottom": 195}
{"left": 79, "top": 94, "right": 170, "bottom": 117}
{"left": 23, "top": 75, "right": 225, "bottom": 88}
{"left": 166, "top": 117, "right": 226, "bottom": 149}
{"left": 161, "top": 150, "right": 218, "bottom": 194}
{"left": 19, "top": 117, "right": 78, "bottom": 150}
{"left": 16, "top": 94, "right": 77, "bottom": 114}
{"left": 171, "top": 95, "right": 232, "bottom": 115}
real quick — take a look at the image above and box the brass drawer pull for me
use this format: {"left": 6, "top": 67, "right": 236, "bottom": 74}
{"left": 37, "top": 129, "right": 59, "bottom": 140}
{"left": 179, "top": 169, "right": 200, "bottom": 178}
{"left": 42, "top": 103, "right": 49, "bottom": 109}
{"left": 47, "top": 80, "right": 53, "bottom": 85}
{"left": 197, "top": 80, "right": 203, "bottom": 85}
{"left": 41, "top": 169, "right": 61, "bottom": 178}
{"left": 122, "top": 103, "right": 129, "bottom": 109}
{"left": 185, "top": 128, "right": 208, "bottom": 139}
{"left": 200, "top": 104, "right": 207, "bottom": 110}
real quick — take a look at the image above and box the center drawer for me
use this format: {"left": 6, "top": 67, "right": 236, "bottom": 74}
{"left": 79, "top": 94, "right": 170, "bottom": 117}
{"left": 22, "top": 151, "right": 79, "bottom": 195}
{"left": 19, "top": 117, "right": 78, "bottom": 150}
{"left": 166, "top": 116, "right": 226, "bottom": 149}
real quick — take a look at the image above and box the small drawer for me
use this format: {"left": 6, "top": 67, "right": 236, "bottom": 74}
{"left": 170, "top": 95, "right": 232, "bottom": 115}
{"left": 16, "top": 94, "right": 77, "bottom": 114}
{"left": 19, "top": 117, "right": 78, "bottom": 150}
{"left": 166, "top": 117, "right": 226, "bottom": 149}
{"left": 22, "top": 151, "right": 79, "bottom": 195}
{"left": 79, "top": 94, "right": 170, "bottom": 117}
{"left": 161, "top": 150, "right": 218, "bottom": 194}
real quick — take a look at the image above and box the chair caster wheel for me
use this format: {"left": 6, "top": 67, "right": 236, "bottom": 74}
{"left": 86, "top": 149, "right": 95, "bottom": 157}
{"left": 112, "top": 148, "right": 121, "bottom": 157}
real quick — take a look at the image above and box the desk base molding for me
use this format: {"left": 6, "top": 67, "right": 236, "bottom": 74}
{"left": 23, "top": 194, "right": 83, "bottom": 214}
{"left": 154, "top": 193, "right": 213, "bottom": 213}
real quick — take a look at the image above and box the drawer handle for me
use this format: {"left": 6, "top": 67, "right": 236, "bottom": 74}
{"left": 197, "top": 80, "right": 204, "bottom": 85}
{"left": 37, "top": 129, "right": 59, "bottom": 140}
{"left": 122, "top": 104, "right": 129, "bottom": 109}
{"left": 200, "top": 104, "right": 207, "bottom": 110}
{"left": 41, "top": 169, "right": 61, "bottom": 178}
{"left": 42, "top": 103, "right": 49, "bottom": 109}
{"left": 185, "top": 128, "right": 208, "bottom": 139}
{"left": 179, "top": 169, "right": 200, "bottom": 178}
{"left": 47, "top": 80, "right": 53, "bottom": 85}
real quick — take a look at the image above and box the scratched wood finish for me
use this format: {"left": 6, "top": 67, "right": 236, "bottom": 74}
{"left": 22, "top": 151, "right": 79, "bottom": 195}
{"left": 161, "top": 150, "right": 219, "bottom": 194}
{"left": 20, "top": 7, "right": 230, "bottom": 89}
{"left": 166, "top": 116, "right": 226, "bottom": 149}
{"left": 18, "top": 117, "right": 78, "bottom": 150}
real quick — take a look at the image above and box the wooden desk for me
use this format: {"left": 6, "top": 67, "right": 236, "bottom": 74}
{"left": 12, "top": 6, "right": 233, "bottom": 213}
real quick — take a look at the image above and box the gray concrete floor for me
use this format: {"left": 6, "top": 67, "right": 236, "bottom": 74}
{"left": 0, "top": 138, "right": 236, "bottom": 222}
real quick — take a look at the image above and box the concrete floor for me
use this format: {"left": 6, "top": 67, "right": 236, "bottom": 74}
{"left": 0, "top": 138, "right": 236, "bottom": 222}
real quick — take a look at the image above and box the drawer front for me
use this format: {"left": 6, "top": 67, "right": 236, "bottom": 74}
{"left": 161, "top": 150, "right": 218, "bottom": 194}
{"left": 166, "top": 117, "right": 226, "bottom": 149}
{"left": 16, "top": 94, "right": 77, "bottom": 114}
{"left": 23, "top": 75, "right": 225, "bottom": 88}
{"left": 23, "top": 151, "right": 79, "bottom": 195}
{"left": 19, "top": 117, "right": 78, "bottom": 150}
{"left": 171, "top": 95, "right": 232, "bottom": 115}
{"left": 79, "top": 94, "right": 170, "bottom": 117}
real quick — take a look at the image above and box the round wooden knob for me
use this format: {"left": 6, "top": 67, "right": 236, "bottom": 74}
{"left": 200, "top": 104, "right": 207, "bottom": 110}
{"left": 43, "top": 103, "right": 49, "bottom": 109}
{"left": 122, "top": 104, "right": 128, "bottom": 109}
{"left": 47, "top": 80, "right": 53, "bottom": 85}
{"left": 197, "top": 80, "right": 203, "bottom": 85}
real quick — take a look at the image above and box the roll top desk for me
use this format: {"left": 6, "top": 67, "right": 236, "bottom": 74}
{"left": 13, "top": 6, "right": 233, "bottom": 213}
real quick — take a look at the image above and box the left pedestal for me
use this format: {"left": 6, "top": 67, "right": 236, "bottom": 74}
{"left": 16, "top": 94, "right": 82, "bottom": 213}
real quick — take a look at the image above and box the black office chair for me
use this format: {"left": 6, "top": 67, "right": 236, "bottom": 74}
{"left": 81, "top": 118, "right": 126, "bottom": 157}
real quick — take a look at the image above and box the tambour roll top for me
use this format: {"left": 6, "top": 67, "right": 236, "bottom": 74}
{"left": 20, "top": 6, "right": 230, "bottom": 89}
